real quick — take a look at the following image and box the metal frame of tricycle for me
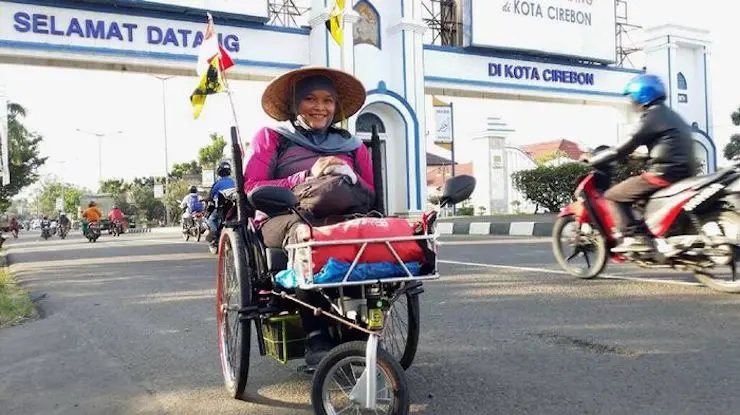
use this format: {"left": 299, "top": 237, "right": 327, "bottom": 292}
{"left": 222, "top": 122, "right": 426, "bottom": 410}
{"left": 278, "top": 233, "right": 439, "bottom": 409}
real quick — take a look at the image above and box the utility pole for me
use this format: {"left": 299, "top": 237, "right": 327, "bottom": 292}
{"left": 154, "top": 75, "right": 174, "bottom": 225}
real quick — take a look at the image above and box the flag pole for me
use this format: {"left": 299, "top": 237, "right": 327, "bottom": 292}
{"left": 338, "top": 1, "right": 348, "bottom": 130}
{"left": 207, "top": 12, "right": 244, "bottom": 151}
{"left": 206, "top": 12, "right": 248, "bottom": 226}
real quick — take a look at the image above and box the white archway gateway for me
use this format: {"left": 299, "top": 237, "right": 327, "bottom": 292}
{"left": 0, "top": 1, "right": 716, "bottom": 215}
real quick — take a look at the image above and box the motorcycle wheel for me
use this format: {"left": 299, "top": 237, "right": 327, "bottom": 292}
{"left": 693, "top": 211, "right": 740, "bottom": 293}
{"left": 552, "top": 215, "right": 608, "bottom": 279}
{"left": 196, "top": 224, "right": 202, "bottom": 242}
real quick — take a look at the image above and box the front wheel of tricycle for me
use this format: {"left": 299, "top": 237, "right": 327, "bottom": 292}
{"left": 311, "top": 341, "right": 409, "bottom": 415}
{"left": 552, "top": 215, "right": 607, "bottom": 279}
{"left": 216, "top": 227, "right": 253, "bottom": 401}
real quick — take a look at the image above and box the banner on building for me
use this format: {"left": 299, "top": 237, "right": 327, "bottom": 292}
{"left": 433, "top": 96, "right": 453, "bottom": 144}
{"left": 463, "top": 0, "right": 617, "bottom": 63}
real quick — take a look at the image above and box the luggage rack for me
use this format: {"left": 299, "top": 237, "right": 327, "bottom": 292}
{"left": 284, "top": 233, "right": 441, "bottom": 290}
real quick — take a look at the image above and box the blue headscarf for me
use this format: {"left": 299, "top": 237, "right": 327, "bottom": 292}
{"left": 274, "top": 74, "right": 362, "bottom": 154}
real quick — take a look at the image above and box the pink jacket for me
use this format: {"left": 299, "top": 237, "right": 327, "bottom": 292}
{"left": 244, "top": 127, "right": 375, "bottom": 193}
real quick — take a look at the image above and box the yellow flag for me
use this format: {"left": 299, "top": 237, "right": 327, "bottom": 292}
{"left": 190, "top": 55, "right": 224, "bottom": 119}
{"left": 326, "top": 0, "right": 345, "bottom": 46}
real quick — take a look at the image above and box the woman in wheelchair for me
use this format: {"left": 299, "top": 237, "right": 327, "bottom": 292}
{"left": 244, "top": 66, "right": 375, "bottom": 366}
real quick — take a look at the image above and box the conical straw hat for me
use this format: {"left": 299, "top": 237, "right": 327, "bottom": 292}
{"left": 261, "top": 66, "right": 367, "bottom": 123}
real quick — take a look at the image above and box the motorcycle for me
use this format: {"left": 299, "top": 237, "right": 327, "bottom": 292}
{"left": 182, "top": 211, "right": 207, "bottom": 242}
{"left": 86, "top": 221, "right": 101, "bottom": 243}
{"left": 41, "top": 224, "right": 51, "bottom": 240}
{"left": 553, "top": 148, "right": 740, "bottom": 293}
{"left": 10, "top": 224, "right": 19, "bottom": 239}
{"left": 109, "top": 220, "right": 124, "bottom": 237}
{"left": 58, "top": 225, "right": 69, "bottom": 239}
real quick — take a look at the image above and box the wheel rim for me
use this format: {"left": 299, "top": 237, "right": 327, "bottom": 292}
{"left": 380, "top": 293, "right": 411, "bottom": 363}
{"left": 321, "top": 356, "right": 396, "bottom": 414}
{"left": 557, "top": 218, "right": 601, "bottom": 275}
{"left": 217, "top": 234, "right": 241, "bottom": 387}
{"left": 695, "top": 215, "right": 740, "bottom": 289}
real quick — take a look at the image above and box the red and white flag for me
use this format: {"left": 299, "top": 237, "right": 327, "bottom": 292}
{"left": 196, "top": 13, "right": 234, "bottom": 77}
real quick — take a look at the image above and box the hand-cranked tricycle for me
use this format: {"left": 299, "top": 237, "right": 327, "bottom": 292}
{"left": 214, "top": 126, "right": 475, "bottom": 414}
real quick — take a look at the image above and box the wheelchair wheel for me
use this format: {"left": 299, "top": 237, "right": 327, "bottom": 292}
{"left": 216, "top": 227, "right": 253, "bottom": 401}
{"left": 380, "top": 289, "right": 420, "bottom": 370}
{"left": 311, "top": 341, "right": 409, "bottom": 415}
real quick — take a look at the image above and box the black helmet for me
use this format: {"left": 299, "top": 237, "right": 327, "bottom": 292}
{"left": 217, "top": 161, "right": 231, "bottom": 177}
{"left": 189, "top": 185, "right": 198, "bottom": 194}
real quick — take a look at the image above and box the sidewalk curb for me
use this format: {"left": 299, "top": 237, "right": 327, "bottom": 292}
{"left": 436, "top": 221, "right": 555, "bottom": 237}
{"left": 125, "top": 227, "right": 181, "bottom": 235}
{"left": 125, "top": 228, "right": 152, "bottom": 234}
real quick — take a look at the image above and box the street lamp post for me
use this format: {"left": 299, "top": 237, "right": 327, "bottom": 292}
{"left": 154, "top": 75, "right": 174, "bottom": 225}
{"left": 76, "top": 128, "right": 123, "bottom": 189}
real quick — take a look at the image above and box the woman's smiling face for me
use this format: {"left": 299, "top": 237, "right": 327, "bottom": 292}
{"left": 298, "top": 89, "right": 336, "bottom": 129}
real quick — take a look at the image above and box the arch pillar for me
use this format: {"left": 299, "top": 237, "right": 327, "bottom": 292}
{"left": 361, "top": 85, "right": 423, "bottom": 213}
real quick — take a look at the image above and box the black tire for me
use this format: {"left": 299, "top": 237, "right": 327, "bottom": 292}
{"left": 552, "top": 215, "right": 608, "bottom": 279}
{"left": 196, "top": 224, "right": 202, "bottom": 242}
{"left": 311, "top": 341, "right": 409, "bottom": 415}
{"left": 693, "top": 211, "right": 740, "bottom": 293}
{"left": 216, "top": 228, "right": 252, "bottom": 400}
{"left": 380, "top": 290, "right": 420, "bottom": 370}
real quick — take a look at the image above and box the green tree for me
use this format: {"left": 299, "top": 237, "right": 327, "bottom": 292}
{"left": 132, "top": 176, "right": 165, "bottom": 188}
{"left": 198, "top": 132, "right": 227, "bottom": 169}
{"left": 37, "top": 180, "right": 85, "bottom": 217}
{"left": 724, "top": 134, "right": 740, "bottom": 161}
{"left": 99, "top": 178, "right": 129, "bottom": 194}
{"left": 511, "top": 163, "right": 591, "bottom": 212}
{"left": 163, "top": 179, "right": 192, "bottom": 223}
{"left": 0, "top": 102, "right": 47, "bottom": 210}
{"left": 723, "top": 107, "right": 740, "bottom": 160}
{"left": 170, "top": 160, "right": 202, "bottom": 181}
{"left": 7, "top": 198, "right": 30, "bottom": 219}
{"left": 131, "top": 184, "right": 165, "bottom": 222}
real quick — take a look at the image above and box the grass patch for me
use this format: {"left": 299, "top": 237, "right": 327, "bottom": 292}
{"left": 0, "top": 260, "right": 36, "bottom": 328}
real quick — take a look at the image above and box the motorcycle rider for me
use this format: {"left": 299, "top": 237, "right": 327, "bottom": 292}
{"left": 40, "top": 215, "right": 52, "bottom": 237}
{"left": 108, "top": 205, "right": 126, "bottom": 232}
{"left": 58, "top": 212, "right": 71, "bottom": 233}
{"left": 205, "top": 161, "right": 235, "bottom": 243}
{"left": 9, "top": 216, "right": 19, "bottom": 234}
{"left": 583, "top": 73, "right": 697, "bottom": 253}
{"left": 81, "top": 201, "right": 103, "bottom": 236}
{"left": 180, "top": 186, "right": 204, "bottom": 230}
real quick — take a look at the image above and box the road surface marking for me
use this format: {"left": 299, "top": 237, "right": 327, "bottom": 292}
{"left": 438, "top": 259, "right": 704, "bottom": 287}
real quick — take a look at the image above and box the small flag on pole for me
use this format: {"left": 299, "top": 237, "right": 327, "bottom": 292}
{"left": 326, "top": 0, "right": 345, "bottom": 46}
{"left": 190, "top": 13, "right": 234, "bottom": 119}
{"left": 191, "top": 55, "right": 225, "bottom": 119}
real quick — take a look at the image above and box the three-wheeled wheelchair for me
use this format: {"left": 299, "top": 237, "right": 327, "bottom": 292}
{"left": 214, "top": 126, "right": 476, "bottom": 414}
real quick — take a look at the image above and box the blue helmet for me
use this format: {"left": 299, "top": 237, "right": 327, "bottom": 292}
{"left": 623, "top": 74, "right": 666, "bottom": 107}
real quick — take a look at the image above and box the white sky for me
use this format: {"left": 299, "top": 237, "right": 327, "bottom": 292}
{"left": 2, "top": 0, "right": 739, "bottom": 198}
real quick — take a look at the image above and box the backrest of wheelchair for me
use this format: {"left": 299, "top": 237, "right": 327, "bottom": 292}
{"left": 366, "top": 125, "right": 386, "bottom": 216}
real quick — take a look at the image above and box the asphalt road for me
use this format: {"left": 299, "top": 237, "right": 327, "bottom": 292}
{"left": 1, "top": 230, "right": 740, "bottom": 414}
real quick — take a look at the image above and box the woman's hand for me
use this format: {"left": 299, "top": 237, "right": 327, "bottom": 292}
{"left": 324, "top": 163, "right": 358, "bottom": 184}
{"left": 310, "top": 156, "right": 346, "bottom": 177}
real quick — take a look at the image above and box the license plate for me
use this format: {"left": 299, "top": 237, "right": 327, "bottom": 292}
{"left": 368, "top": 308, "right": 383, "bottom": 329}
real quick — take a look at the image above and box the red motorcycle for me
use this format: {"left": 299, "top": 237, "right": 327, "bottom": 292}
{"left": 553, "top": 148, "right": 740, "bottom": 293}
